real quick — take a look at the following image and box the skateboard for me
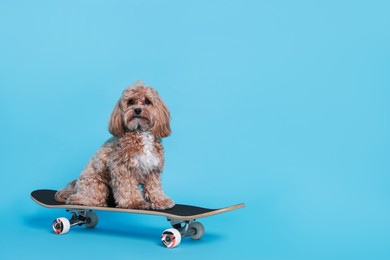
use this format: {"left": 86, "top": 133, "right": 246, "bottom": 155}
{"left": 31, "top": 189, "right": 245, "bottom": 248}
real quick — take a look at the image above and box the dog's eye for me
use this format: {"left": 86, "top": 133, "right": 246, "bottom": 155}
{"left": 127, "top": 99, "right": 135, "bottom": 106}
{"left": 145, "top": 98, "right": 152, "bottom": 105}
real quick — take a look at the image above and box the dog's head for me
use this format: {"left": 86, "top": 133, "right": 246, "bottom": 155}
{"left": 109, "top": 81, "right": 171, "bottom": 138}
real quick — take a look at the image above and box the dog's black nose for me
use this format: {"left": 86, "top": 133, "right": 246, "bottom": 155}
{"left": 134, "top": 108, "right": 142, "bottom": 115}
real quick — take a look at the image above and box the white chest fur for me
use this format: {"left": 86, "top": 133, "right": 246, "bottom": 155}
{"left": 134, "top": 132, "right": 160, "bottom": 174}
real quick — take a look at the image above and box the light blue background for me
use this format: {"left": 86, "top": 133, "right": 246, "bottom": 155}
{"left": 1, "top": 0, "right": 389, "bottom": 259}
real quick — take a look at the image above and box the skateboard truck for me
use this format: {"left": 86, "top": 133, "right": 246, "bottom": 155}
{"left": 161, "top": 218, "right": 205, "bottom": 248}
{"left": 52, "top": 209, "right": 98, "bottom": 234}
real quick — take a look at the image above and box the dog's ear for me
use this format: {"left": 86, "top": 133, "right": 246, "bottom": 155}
{"left": 150, "top": 90, "right": 171, "bottom": 138}
{"left": 108, "top": 100, "right": 125, "bottom": 137}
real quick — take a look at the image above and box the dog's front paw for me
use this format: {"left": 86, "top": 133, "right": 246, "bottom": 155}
{"left": 118, "top": 199, "right": 151, "bottom": 210}
{"left": 150, "top": 197, "right": 175, "bottom": 210}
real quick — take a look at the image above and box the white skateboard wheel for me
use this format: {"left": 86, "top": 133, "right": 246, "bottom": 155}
{"left": 188, "top": 222, "right": 205, "bottom": 240}
{"left": 52, "top": 217, "right": 70, "bottom": 234}
{"left": 84, "top": 212, "right": 98, "bottom": 228}
{"left": 161, "top": 228, "right": 181, "bottom": 248}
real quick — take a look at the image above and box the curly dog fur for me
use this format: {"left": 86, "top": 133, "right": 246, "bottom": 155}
{"left": 55, "top": 81, "right": 174, "bottom": 210}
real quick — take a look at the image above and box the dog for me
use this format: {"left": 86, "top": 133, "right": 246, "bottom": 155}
{"left": 55, "top": 81, "right": 175, "bottom": 210}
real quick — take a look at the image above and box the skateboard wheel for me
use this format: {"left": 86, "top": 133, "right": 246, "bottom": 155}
{"left": 188, "top": 222, "right": 205, "bottom": 240}
{"left": 84, "top": 212, "right": 98, "bottom": 228}
{"left": 161, "top": 228, "right": 181, "bottom": 248}
{"left": 52, "top": 217, "right": 70, "bottom": 234}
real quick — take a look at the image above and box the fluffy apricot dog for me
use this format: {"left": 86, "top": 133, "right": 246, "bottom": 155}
{"left": 55, "top": 81, "right": 174, "bottom": 210}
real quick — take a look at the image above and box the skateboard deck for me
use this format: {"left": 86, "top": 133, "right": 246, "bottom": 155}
{"left": 31, "top": 189, "right": 245, "bottom": 248}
